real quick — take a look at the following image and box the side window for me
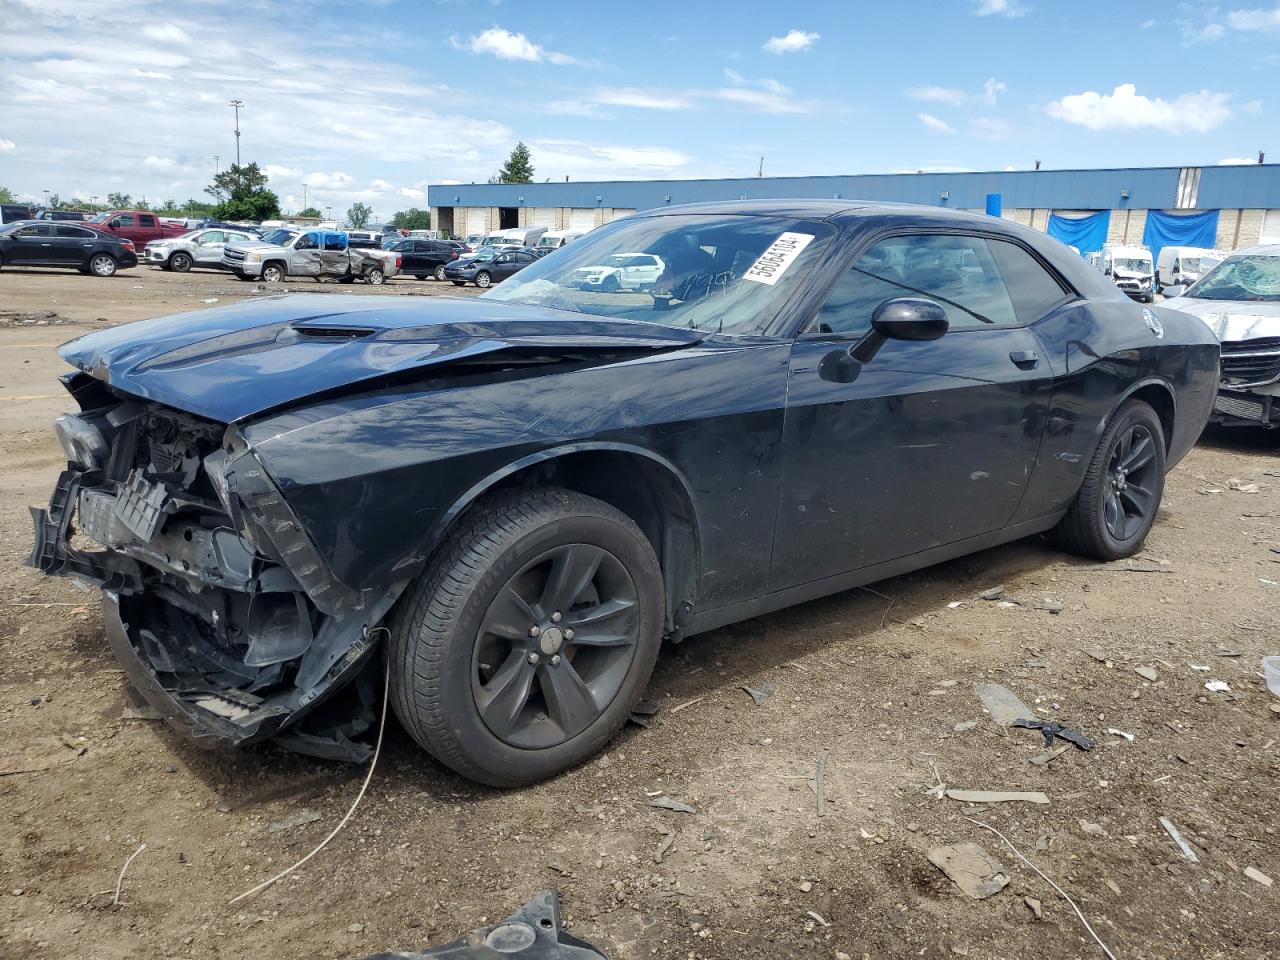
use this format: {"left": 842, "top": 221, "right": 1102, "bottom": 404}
{"left": 323, "top": 234, "right": 345, "bottom": 251}
{"left": 139, "top": 215, "right": 156, "bottom": 227}
{"left": 811, "top": 234, "right": 1018, "bottom": 335}
{"left": 202, "top": 231, "right": 225, "bottom": 243}
{"left": 17, "top": 224, "right": 49, "bottom": 238}
{"left": 295, "top": 233, "right": 317, "bottom": 250}
{"left": 986, "top": 239, "right": 1071, "bottom": 324}
{"left": 114, "top": 214, "right": 135, "bottom": 228}
{"left": 55, "top": 225, "right": 90, "bottom": 238}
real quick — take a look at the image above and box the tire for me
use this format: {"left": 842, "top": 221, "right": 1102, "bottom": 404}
{"left": 234, "top": 272, "right": 254, "bottom": 282}
{"left": 169, "top": 251, "right": 192, "bottom": 273}
{"left": 415, "top": 274, "right": 427, "bottom": 281}
{"left": 475, "top": 270, "right": 491, "bottom": 289}
{"left": 434, "top": 265, "right": 447, "bottom": 281}
{"left": 88, "top": 254, "right": 117, "bottom": 277}
{"left": 389, "top": 487, "right": 664, "bottom": 787}
{"left": 364, "top": 267, "right": 384, "bottom": 285}
{"left": 1052, "top": 399, "right": 1166, "bottom": 561}
{"left": 261, "top": 262, "right": 285, "bottom": 283}
{"left": 602, "top": 274, "right": 621, "bottom": 293}
{"left": 452, "top": 280, "right": 466, "bottom": 286}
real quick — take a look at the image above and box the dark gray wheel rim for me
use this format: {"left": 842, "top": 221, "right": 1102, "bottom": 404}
{"left": 1104, "top": 423, "right": 1158, "bottom": 540}
{"left": 472, "top": 542, "right": 640, "bottom": 749}
{"left": 171, "top": 253, "right": 191, "bottom": 271}
{"left": 91, "top": 255, "right": 114, "bottom": 276}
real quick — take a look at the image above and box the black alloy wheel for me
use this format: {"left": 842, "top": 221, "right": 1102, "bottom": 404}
{"left": 1102, "top": 422, "right": 1159, "bottom": 541}
{"left": 472, "top": 542, "right": 642, "bottom": 749}
{"left": 169, "top": 251, "right": 192, "bottom": 272}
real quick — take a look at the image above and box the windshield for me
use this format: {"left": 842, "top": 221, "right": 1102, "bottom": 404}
{"left": 1185, "top": 254, "right": 1280, "bottom": 302}
{"left": 468, "top": 248, "right": 499, "bottom": 262}
{"left": 1114, "top": 258, "right": 1151, "bottom": 273}
{"left": 483, "top": 213, "right": 835, "bottom": 334}
{"left": 260, "top": 229, "right": 297, "bottom": 246}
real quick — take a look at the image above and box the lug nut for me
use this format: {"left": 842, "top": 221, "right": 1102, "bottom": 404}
{"left": 528, "top": 652, "right": 540, "bottom": 665}
{"left": 530, "top": 625, "right": 541, "bottom": 638}
{"left": 564, "top": 629, "right": 574, "bottom": 641}
{"left": 551, "top": 611, "right": 562, "bottom": 623}
{"left": 550, "top": 655, "right": 561, "bottom": 666}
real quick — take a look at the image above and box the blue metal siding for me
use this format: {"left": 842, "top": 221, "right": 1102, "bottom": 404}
{"left": 431, "top": 165, "right": 1280, "bottom": 213}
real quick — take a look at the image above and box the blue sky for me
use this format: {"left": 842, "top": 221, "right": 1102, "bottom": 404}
{"left": 0, "top": 0, "right": 1276, "bottom": 219}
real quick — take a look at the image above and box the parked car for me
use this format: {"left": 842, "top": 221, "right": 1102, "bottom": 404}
{"left": 0, "top": 221, "right": 137, "bottom": 276}
{"left": 27, "top": 201, "right": 1218, "bottom": 784}
{"left": 1096, "top": 244, "right": 1155, "bottom": 302}
{"left": 569, "top": 252, "right": 666, "bottom": 292}
{"left": 1164, "top": 245, "right": 1280, "bottom": 428}
{"left": 443, "top": 246, "right": 539, "bottom": 287}
{"left": 391, "top": 238, "right": 461, "bottom": 280}
{"left": 535, "top": 229, "right": 587, "bottom": 255}
{"left": 34, "top": 209, "right": 90, "bottom": 222}
{"left": 1, "top": 203, "right": 35, "bottom": 224}
{"left": 143, "top": 227, "right": 258, "bottom": 272}
{"left": 1156, "top": 246, "right": 1221, "bottom": 292}
{"left": 222, "top": 228, "right": 388, "bottom": 283}
{"left": 94, "top": 210, "right": 187, "bottom": 248}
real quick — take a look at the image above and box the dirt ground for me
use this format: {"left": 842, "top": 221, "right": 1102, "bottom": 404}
{"left": 1, "top": 266, "right": 1278, "bottom": 960}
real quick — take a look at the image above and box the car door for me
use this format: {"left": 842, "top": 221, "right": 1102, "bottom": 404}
{"left": 53, "top": 224, "right": 96, "bottom": 265}
{"left": 769, "top": 231, "right": 1064, "bottom": 591}
{"left": 108, "top": 214, "right": 136, "bottom": 245}
{"left": 137, "top": 213, "right": 158, "bottom": 243}
{"left": 291, "top": 232, "right": 322, "bottom": 276}
{"left": 189, "top": 230, "right": 221, "bottom": 266}
{"left": 8, "top": 223, "right": 55, "bottom": 264}
{"left": 506, "top": 251, "right": 535, "bottom": 279}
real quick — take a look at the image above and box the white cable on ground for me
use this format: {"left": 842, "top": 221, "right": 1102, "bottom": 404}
{"left": 230, "top": 649, "right": 390, "bottom": 906}
{"left": 963, "top": 816, "right": 1118, "bottom": 960}
{"left": 113, "top": 842, "right": 147, "bottom": 906}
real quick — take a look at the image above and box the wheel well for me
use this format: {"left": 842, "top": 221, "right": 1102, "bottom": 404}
{"left": 1127, "top": 383, "right": 1175, "bottom": 451}
{"left": 487, "top": 451, "right": 699, "bottom": 635}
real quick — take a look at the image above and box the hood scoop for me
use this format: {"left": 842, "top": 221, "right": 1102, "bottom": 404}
{"left": 280, "top": 325, "right": 377, "bottom": 342}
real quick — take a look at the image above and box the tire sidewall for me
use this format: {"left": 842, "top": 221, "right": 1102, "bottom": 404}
{"left": 1089, "top": 402, "right": 1166, "bottom": 555}
{"left": 170, "top": 252, "right": 192, "bottom": 272}
{"left": 90, "top": 254, "right": 116, "bottom": 277}
{"left": 392, "top": 505, "right": 663, "bottom": 785}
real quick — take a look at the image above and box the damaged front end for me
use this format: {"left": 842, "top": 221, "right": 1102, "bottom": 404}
{"left": 28, "top": 373, "right": 404, "bottom": 761}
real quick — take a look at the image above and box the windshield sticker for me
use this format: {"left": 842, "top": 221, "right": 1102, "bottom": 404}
{"left": 742, "top": 232, "right": 815, "bottom": 286}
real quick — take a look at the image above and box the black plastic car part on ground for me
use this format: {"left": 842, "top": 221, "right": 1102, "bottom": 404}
{"left": 363, "top": 891, "right": 606, "bottom": 959}
{"left": 28, "top": 201, "right": 1219, "bottom": 782}
{"left": 0, "top": 221, "right": 137, "bottom": 276}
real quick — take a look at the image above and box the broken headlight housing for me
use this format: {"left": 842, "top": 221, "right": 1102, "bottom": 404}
{"left": 54, "top": 413, "right": 109, "bottom": 470}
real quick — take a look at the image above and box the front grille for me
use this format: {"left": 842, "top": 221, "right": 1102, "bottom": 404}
{"left": 223, "top": 248, "right": 247, "bottom": 264}
{"left": 1220, "top": 337, "right": 1280, "bottom": 387}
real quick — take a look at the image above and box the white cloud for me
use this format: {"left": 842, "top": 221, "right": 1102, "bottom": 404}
{"left": 0, "top": 139, "right": 15, "bottom": 153}
{"left": 528, "top": 139, "right": 695, "bottom": 180}
{"left": 264, "top": 164, "right": 303, "bottom": 180}
{"left": 1218, "top": 156, "right": 1259, "bottom": 164}
{"left": 592, "top": 87, "right": 697, "bottom": 110}
{"left": 712, "top": 87, "right": 810, "bottom": 114}
{"left": 1141, "top": 18, "right": 1157, "bottom": 27}
{"left": 973, "top": 0, "right": 1027, "bottom": 16}
{"left": 982, "top": 78, "right": 1007, "bottom": 104}
{"left": 142, "top": 156, "right": 174, "bottom": 169}
{"left": 1047, "top": 83, "right": 1234, "bottom": 133}
{"left": 141, "top": 23, "right": 193, "bottom": 45}
{"left": 303, "top": 171, "right": 356, "bottom": 190}
{"left": 1227, "top": 5, "right": 1280, "bottom": 30}
{"left": 763, "top": 29, "right": 820, "bottom": 54}
{"left": 906, "top": 78, "right": 1005, "bottom": 106}
{"left": 918, "top": 112, "right": 956, "bottom": 134}
{"left": 451, "top": 27, "right": 582, "bottom": 65}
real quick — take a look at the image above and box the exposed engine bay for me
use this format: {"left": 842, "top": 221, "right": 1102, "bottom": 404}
{"left": 28, "top": 373, "right": 405, "bottom": 761}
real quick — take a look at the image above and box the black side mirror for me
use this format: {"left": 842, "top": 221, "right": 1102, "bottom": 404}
{"left": 850, "top": 298, "right": 949, "bottom": 363}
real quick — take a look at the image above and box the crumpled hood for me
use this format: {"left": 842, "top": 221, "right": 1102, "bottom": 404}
{"left": 1162, "top": 295, "right": 1280, "bottom": 342}
{"left": 1113, "top": 268, "right": 1151, "bottom": 280}
{"left": 58, "top": 294, "right": 703, "bottom": 423}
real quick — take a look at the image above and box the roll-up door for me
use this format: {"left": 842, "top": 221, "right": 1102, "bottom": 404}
{"left": 530, "top": 208, "right": 556, "bottom": 228}
{"left": 465, "top": 208, "right": 487, "bottom": 235}
{"left": 568, "top": 208, "right": 596, "bottom": 231}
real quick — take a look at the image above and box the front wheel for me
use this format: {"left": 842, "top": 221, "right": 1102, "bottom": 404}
{"left": 475, "top": 270, "right": 491, "bottom": 288}
{"left": 1052, "top": 399, "right": 1166, "bottom": 561}
{"left": 169, "top": 252, "right": 192, "bottom": 273}
{"left": 434, "top": 265, "right": 447, "bottom": 281}
{"left": 89, "top": 254, "right": 117, "bottom": 277}
{"left": 389, "top": 488, "right": 664, "bottom": 787}
{"left": 261, "top": 263, "right": 285, "bottom": 283}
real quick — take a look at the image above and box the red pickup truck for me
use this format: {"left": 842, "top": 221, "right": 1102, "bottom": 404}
{"left": 94, "top": 210, "right": 188, "bottom": 247}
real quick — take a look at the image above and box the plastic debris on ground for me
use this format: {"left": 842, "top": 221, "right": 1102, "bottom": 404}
{"left": 927, "top": 843, "right": 1009, "bottom": 899}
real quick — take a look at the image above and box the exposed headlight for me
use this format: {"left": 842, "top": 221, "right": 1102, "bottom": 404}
{"left": 244, "top": 252, "right": 261, "bottom": 261}
{"left": 54, "top": 414, "right": 108, "bottom": 470}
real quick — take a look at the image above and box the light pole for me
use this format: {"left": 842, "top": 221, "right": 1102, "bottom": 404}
{"left": 302, "top": 183, "right": 307, "bottom": 213}
{"left": 228, "top": 100, "right": 244, "bottom": 166}
{"left": 326, "top": 205, "right": 332, "bottom": 220}
{"left": 42, "top": 189, "right": 50, "bottom": 208}
{"left": 213, "top": 154, "right": 220, "bottom": 176}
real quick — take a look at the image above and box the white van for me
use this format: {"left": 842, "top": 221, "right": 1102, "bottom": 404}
{"left": 483, "top": 226, "right": 548, "bottom": 249}
{"left": 1156, "top": 246, "right": 1221, "bottom": 291}
{"left": 1097, "top": 244, "right": 1155, "bottom": 303}
{"left": 535, "top": 229, "right": 587, "bottom": 254}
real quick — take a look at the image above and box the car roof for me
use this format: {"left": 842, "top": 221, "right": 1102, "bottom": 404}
{"left": 1229, "top": 244, "right": 1280, "bottom": 257}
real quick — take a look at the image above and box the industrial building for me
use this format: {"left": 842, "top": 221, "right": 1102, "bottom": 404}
{"left": 429, "top": 163, "right": 1280, "bottom": 254}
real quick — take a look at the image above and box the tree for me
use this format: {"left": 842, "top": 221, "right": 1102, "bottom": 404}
{"left": 298, "top": 206, "right": 321, "bottom": 218}
{"left": 204, "top": 161, "right": 280, "bottom": 222}
{"left": 494, "top": 141, "right": 534, "bottom": 184}
{"left": 346, "top": 202, "right": 372, "bottom": 229}
{"left": 391, "top": 208, "right": 431, "bottom": 231}
{"left": 0, "top": 186, "right": 14, "bottom": 203}
{"left": 107, "top": 191, "right": 131, "bottom": 208}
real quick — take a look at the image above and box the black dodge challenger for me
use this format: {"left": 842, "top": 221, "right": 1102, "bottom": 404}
{"left": 29, "top": 201, "right": 1219, "bottom": 785}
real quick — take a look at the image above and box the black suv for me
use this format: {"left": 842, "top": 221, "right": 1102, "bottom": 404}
{"left": 391, "top": 238, "right": 460, "bottom": 281}
{"left": 1, "top": 203, "right": 35, "bottom": 224}
{"left": 0, "top": 221, "right": 138, "bottom": 276}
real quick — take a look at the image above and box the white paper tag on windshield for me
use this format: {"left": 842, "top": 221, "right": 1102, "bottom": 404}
{"left": 742, "top": 232, "right": 815, "bottom": 286}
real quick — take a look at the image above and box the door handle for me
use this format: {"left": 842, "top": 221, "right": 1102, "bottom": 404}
{"left": 1009, "top": 349, "right": 1039, "bottom": 369}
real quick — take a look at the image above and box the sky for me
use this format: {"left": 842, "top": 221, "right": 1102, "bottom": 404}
{"left": 0, "top": 0, "right": 1276, "bottom": 221}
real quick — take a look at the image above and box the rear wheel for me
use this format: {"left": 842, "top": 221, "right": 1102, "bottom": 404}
{"left": 389, "top": 488, "right": 664, "bottom": 787}
{"left": 452, "top": 280, "right": 466, "bottom": 286}
{"left": 415, "top": 274, "right": 427, "bottom": 281}
{"left": 434, "top": 265, "right": 447, "bottom": 281}
{"left": 1052, "top": 399, "right": 1165, "bottom": 561}
{"left": 169, "top": 251, "right": 192, "bottom": 273}
{"left": 364, "top": 267, "right": 384, "bottom": 285}
{"left": 89, "top": 254, "right": 117, "bottom": 277}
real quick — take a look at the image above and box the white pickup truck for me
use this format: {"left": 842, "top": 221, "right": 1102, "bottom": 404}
{"left": 222, "top": 227, "right": 398, "bottom": 284}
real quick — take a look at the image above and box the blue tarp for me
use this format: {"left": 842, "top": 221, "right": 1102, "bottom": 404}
{"left": 1142, "top": 209, "right": 1220, "bottom": 264}
{"left": 1047, "top": 211, "right": 1110, "bottom": 256}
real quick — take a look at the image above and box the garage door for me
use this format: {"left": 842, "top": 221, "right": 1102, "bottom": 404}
{"left": 1261, "top": 209, "right": 1280, "bottom": 244}
{"left": 607, "top": 208, "right": 637, "bottom": 222}
{"left": 529, "top": 208, "right": 556, "bottom": 228}
{"left": 568, "top": 208, "right": 596, "bottom": 231}
{"left": 464, "top": 208, "right": 487, "bottom": 236}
